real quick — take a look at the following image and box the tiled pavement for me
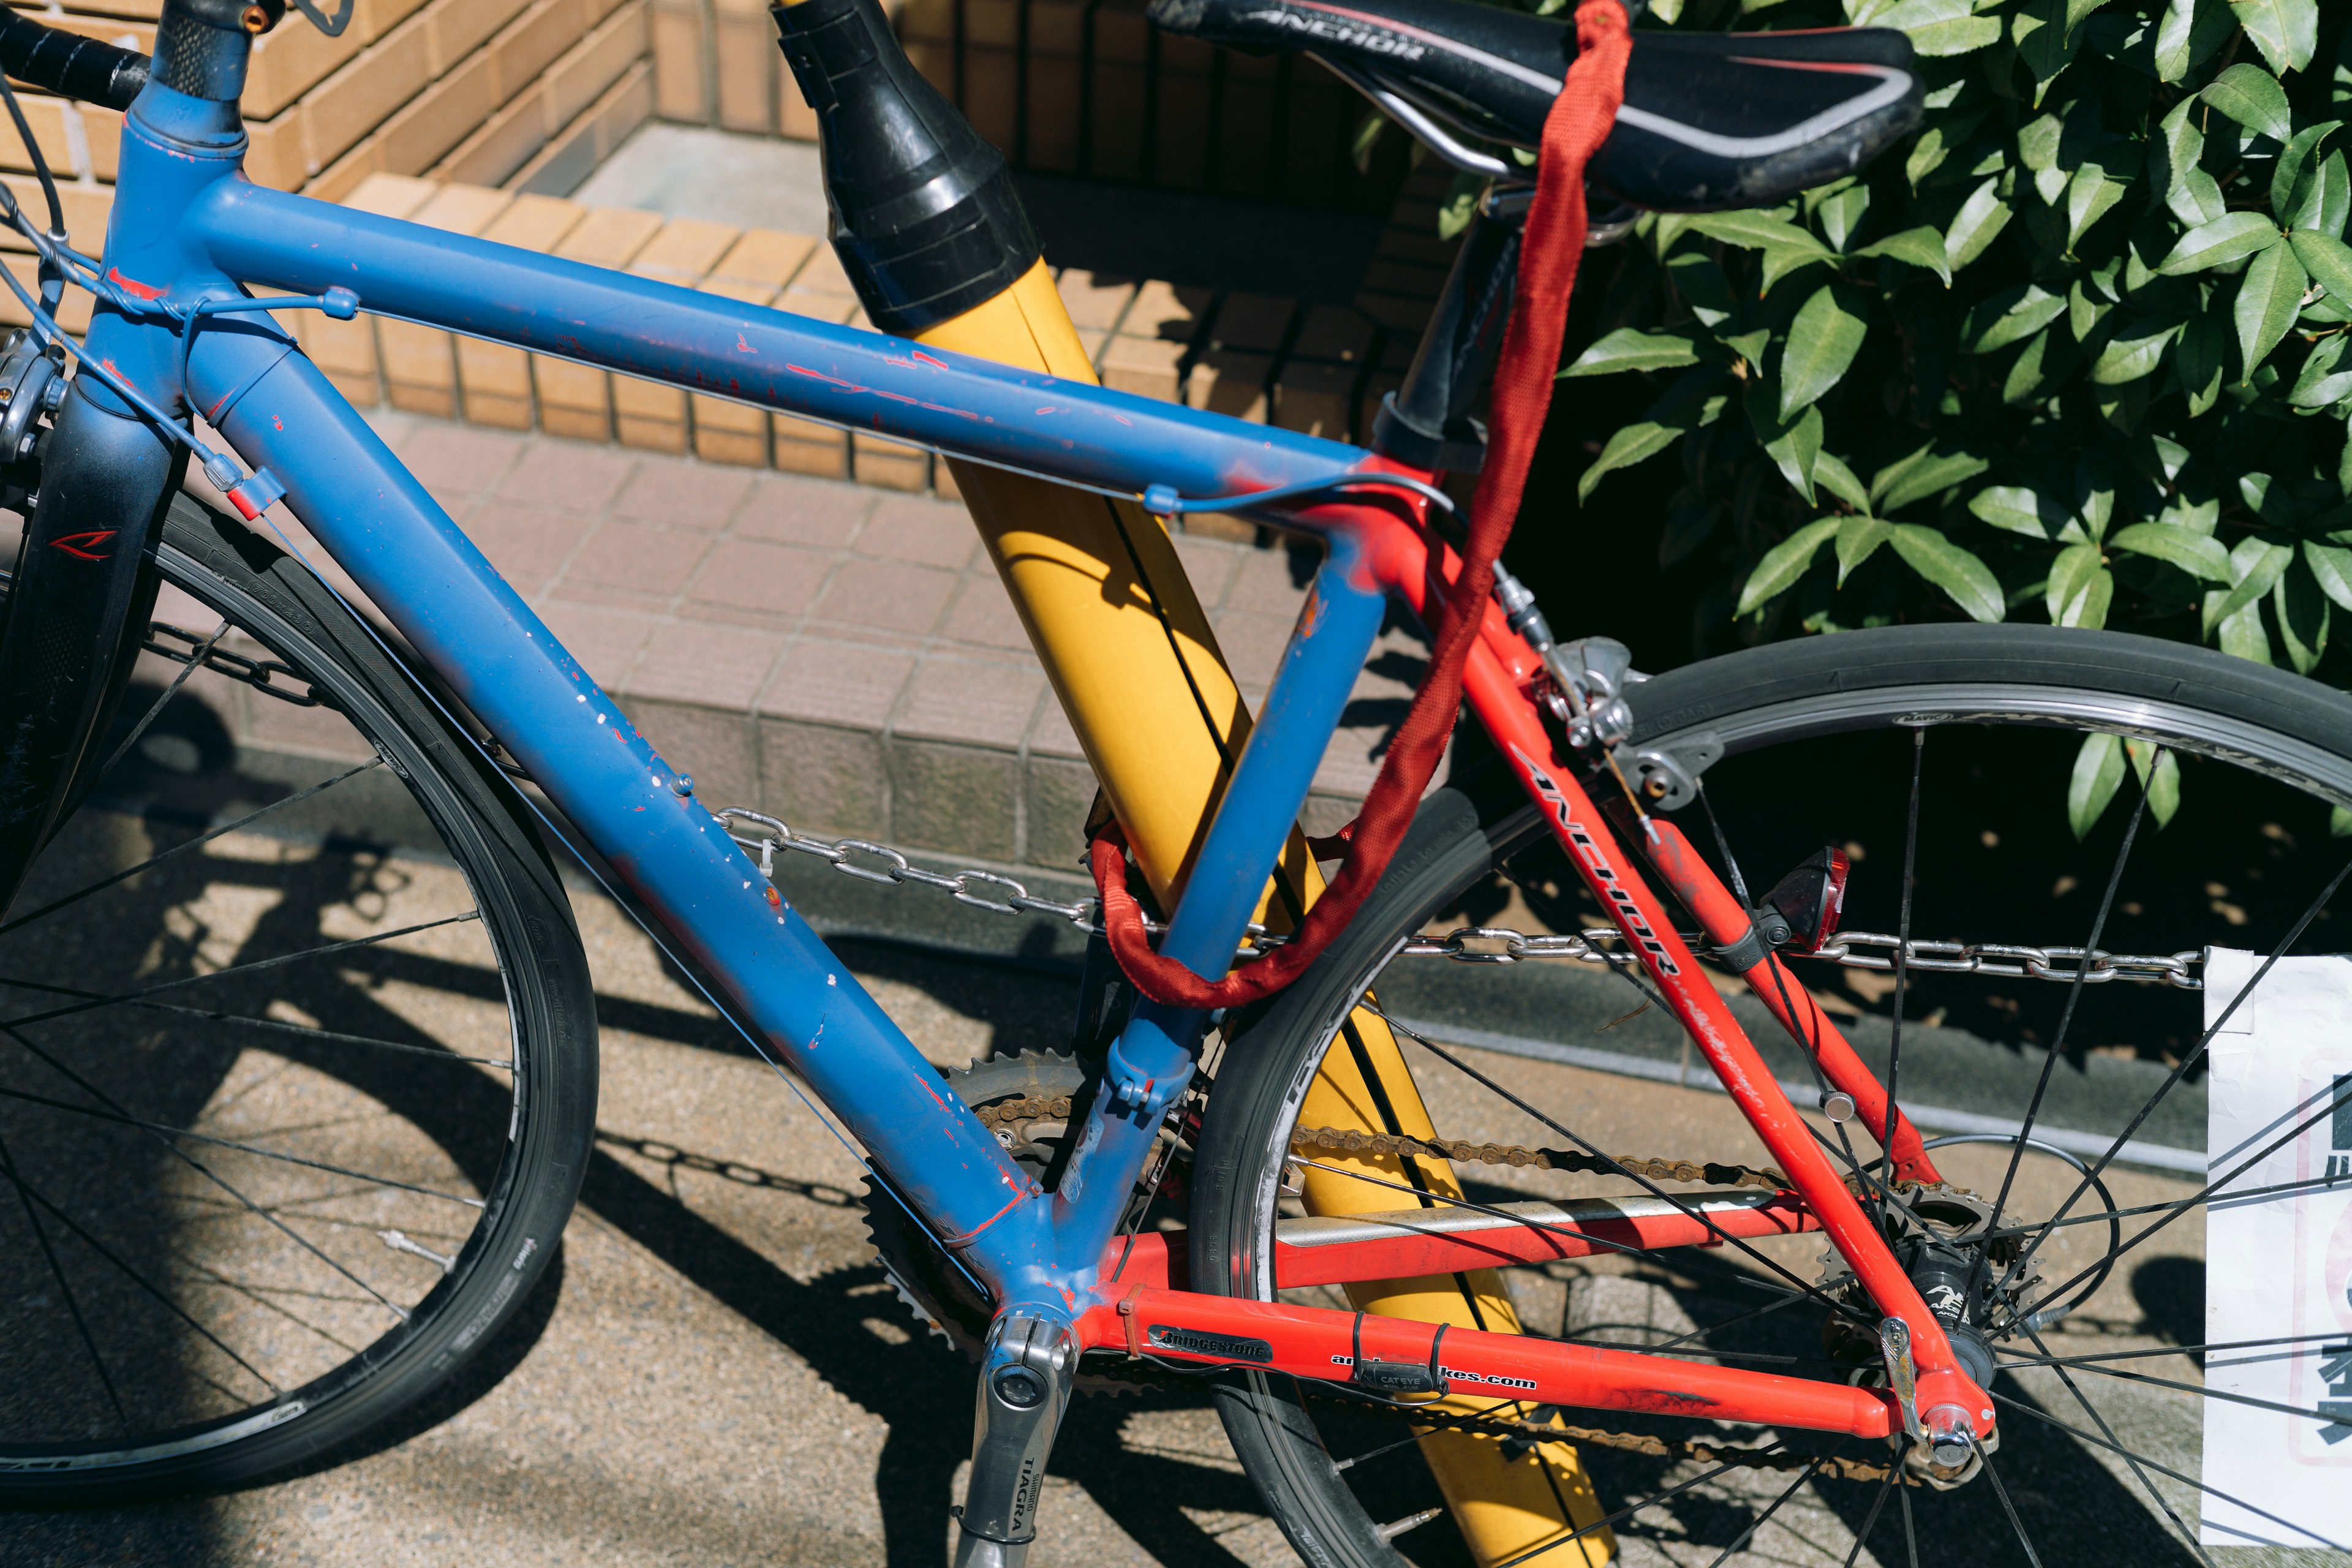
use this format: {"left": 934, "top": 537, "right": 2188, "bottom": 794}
{"left": 187, "top": 410, "right": 1425, "bottom": 876}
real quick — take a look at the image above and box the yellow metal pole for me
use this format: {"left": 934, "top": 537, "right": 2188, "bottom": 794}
{"left": 908, "top": 263, "right": 1613, "bottom": 1567}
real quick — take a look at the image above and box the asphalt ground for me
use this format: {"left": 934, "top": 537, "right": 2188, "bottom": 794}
{"left": 0, "top": 810, "right": 2318, "bottom": 1568}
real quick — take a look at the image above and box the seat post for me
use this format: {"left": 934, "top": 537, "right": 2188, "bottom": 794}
{"left": 1369, "top": 199, "right": 1525, "bottom": 474}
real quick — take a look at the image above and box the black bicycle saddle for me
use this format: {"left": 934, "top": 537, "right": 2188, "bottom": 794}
{"left": 1145, "top": 0, "right": 1921, "bottom": 211}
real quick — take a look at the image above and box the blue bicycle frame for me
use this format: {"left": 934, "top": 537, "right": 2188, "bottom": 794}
{"left": 91, "top": 81, "right": 1387, "bottom": 1329}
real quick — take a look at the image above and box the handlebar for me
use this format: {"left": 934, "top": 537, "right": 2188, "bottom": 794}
{"left": 0, "top": 13, "right": 149, "bottom": 114}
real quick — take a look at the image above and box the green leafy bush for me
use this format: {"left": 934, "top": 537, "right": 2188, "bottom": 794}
{"left": 1562, "top": 0, "right": 2350, "bottom": 702}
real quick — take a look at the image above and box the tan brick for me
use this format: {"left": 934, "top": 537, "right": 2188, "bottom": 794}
{"left": 304, "top": 138, "right": 388, "bottom": 203}
{"left": 435, "top": 82, "right": 552, "bottom": 187}
{"left": 962, "top": 45, "right": 1017, "bottom": 151}
{"left": 381, "top": 50, "right": 497, "bottom": 175}
{"left": 490, "top": 0, "right": 591, "bottom": 102}
{"left": 0, "top": 258, "right": 91, "bottom": 334}
{"left": 0, "top": 179, "right": 110, "bottom": 255}
{"left": 380, "top": 183, "right": 513, "bottom": 415}
{"left": 303, "top": 13, "right": 432, "bottom": 175}
{"left": 548, "top": 0, "right": 649, "bottom": 129}
{"left": 964, "top": 0, "right": 1019, "bottom": 48}
{"left": 1098, "top": 335, "right": 1185, "bottom": 401}
{"left": 853, "top": 432, "right": 930, "bottom": 492}
{"left": 483, "top": 192, "right": 587, "bottom": 249}
{"left": 650, "top": 0, "right": 709, "bottom": 122}
{"left": 503, "top": 96, "right": 600, "bottom": 195}
{"left": 1209, "top": 292, "right": 1294, "bottom": 353}
{"left": 631, "top": 217, "right": 741, "bottom": 284}
{"left": 1054, "top": 270, "right": 1134, "bottom": 333}
{"left": 82, "top": 107, "right": 121, "bottom": 182}
{"left": 360, "top": 0, "right": 434, "bottom": 42}
{"left": 783, "top": 243, "right": 857, "bottom": 299}
{"left": 895, "top": 0, "right": 954, "bottom": 45}
{"left": 1120, "top": 279, "right": 1210, "bottom": 344}
{"left": 245, "top": 108, "right": 310, "bottom": 191}
{"left": 714, "top": 0, "right": 775, "bottom": 134}
{"left": 244, "top": 5, "right": 368, "bottom": 119}
{"left": 428, "top": 0, "right": 536, "bottom": 74}
{"left": 1185, "top": 350, "right": 1270, "bottom": 422}
{"left": 1022, "top": 56, "right": 1080, "bottom": 172}
{"left": 778, "top": 72, "right": 818, "bottom": 140}
{"left": 711, "top": 228, "right": 818, "bottom": 289}
{"left": 0, "top": 97, "right": 77, "bottom": 178}
{"left": 588, "top": 58, "right": 655, "bottom": 156}
{"left": 1290, "top": 304, "right": 1374, "bottom": 365}
{"left": 1272, "top": 361, "right": 1355, "bottom": 441}
{"left": 344, "top": 173, "right": 442, "bottom": 219}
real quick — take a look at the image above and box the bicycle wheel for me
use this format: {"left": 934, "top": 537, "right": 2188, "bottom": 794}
{"left": 1193, "top": 622, "right": 2352, "bottom": 1566}
{"left": 0, "top": 496, "right": 597, "bottom": 1499}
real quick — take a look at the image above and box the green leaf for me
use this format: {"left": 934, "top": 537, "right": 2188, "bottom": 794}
{"left": 1687, "top": 211, "right": 1829, "bottom": 256}
{"left": 2272, "top": 121, "right": 2343, "bottom": 220}
{"left": 1758, "top": 240, "right": 1836, "bottom": 295}
{"left": 1436, "top": 173, "right": 1483, "bottom": 241}
{"left": 2227, "top": 0, "right": 2316, "bottom": 76}
{"left": 2153, "top": 0, "right": 2203, "bottom": 81}
{"left": 1874, "top": 444, "right": 1992, "bottom": 514}
{"left": 2124, "top": 740, "right": 2182, "bottom": 829}
{"left": 1814, "top": 183, "right": 1872, "bottom": 251}
{"left": 1888, "top": 523, "right": 2005, "bottom": 621}
{"left": 2289, "top": 151, "right": 2350, "bottom": 236}
{"left": 1351, "top": 111, "right": 1389, "bottom": 177}
{"left": 2303, "top": 541, "right": 2352, "bottom": 609}
{"left": 2157, "top": 211, "right": 2282, "bottom": 274}
{"left": 1666, "top": 251, "right": 1737, "bottom": 326}
{"left": 2066, "top": 156, "right": 2136, "bottom": 249}
{"left": 2089, "top": 315, "right": 2184, "bottom": 384}
{"left": 1835, "top": 514, "right": 1894, "bottom": 584}
{"left": 1813, "top": 451, "right": 1870, "bottom": 512}
{"left": 1750, "top": 391, "right": 1825, "bottom": 503}
{"left": 1969, "top": 484, "right": 2065, "bottom": 537}
{"left": 2290, "top": 230, "right": 2352, "bottom": 304}
{"left": 2334, "top": 805, "right": 2352, "bottom": 838}
{"left": 2177, "top": 313, "right": 2227, "bottom": 415}
{"left": 2047, "top": 541, "right": 2111, "bottom": 627}
{"left": 2205, "top": 538, "right": 2294, "bottom": 631}
{"left": 1879, "top": 0, "right": 2003, "bottom": 55}
{"left": 1779, "top": 282, "right": 1869, "bottom": 419}
{"left": 1561, "top": 328, "right": 1703, "bottom": 379}
{"left": 2001, "top": 326, "right": 2059, "bottom": 404}
{"left": 1736, "top": 518, "right": 1841, "bottom": 615}
{"left": 1970, "top": 285, "right": 2069, "bottom": 351}
{"left": 2068, "top": 731, "right": 2128, "bottom": 839}
{"left": 2109, "top": 521, "right": 2234, "bottom": 579}
{"left": 1578, "top": 421, "right": 1682, "bottom": 502}
{"left": 2013, "top": 0, "right": 2080, "bottom": 85}
{"left": 1945, "top": 176, "right": 2013, "bottom": 271}
{"left": 2275, "top": 562, "right": 2331, "bottom": 674}
{"left": 1852, "top": 225, "right": 1954, "bottom": 284}
{"left": 2153, "top": 99, "right": 2225, "bottom": 228}
{"left": 2214, "top": 598, "right": 2274, "bottom": 662}
{"left": 2201, "top": 63, "right": 2293, "bottom": 144}
{"left": 2233, "top": 238, "right": 2308, "bottom": 377}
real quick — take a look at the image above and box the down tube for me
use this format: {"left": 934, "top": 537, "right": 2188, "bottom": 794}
{"left": 185, "top": 328, "right": 1054, "bottom": 1281}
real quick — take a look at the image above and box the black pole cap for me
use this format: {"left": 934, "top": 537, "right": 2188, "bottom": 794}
{"left": 772, "top": 0, "right": 1042, "bottom": 336}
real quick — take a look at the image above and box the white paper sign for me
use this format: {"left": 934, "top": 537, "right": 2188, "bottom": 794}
{"left": 2201, "top": 949, "right": 2352, "bottom": 1549}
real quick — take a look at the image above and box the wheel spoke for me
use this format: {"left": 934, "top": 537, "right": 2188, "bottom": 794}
{"left": 0, "top": 1080, "right": 486, "bottom": 1208}
{"left": 2000, "top": 1349, "right": 2342, "bottom": 1424}
{"left": 1978, "top": 1451, "right": 2045, "bottom": 1568}
{"left": 2015, "top": 1318, "right": 2216, "bottom": 1568}
{"left": 1701, "top": 1450, "right": 1828, "bottom": 1568}
{"left": 1997, "top": 1330, "right": 2343, "bottom": 1368}
{"left": 1878, "top": 725, "right": 1926, "bottom": 1222}
{"left": 0, "top": 757, "right": 384, "bottom": 941}
{"left": 1988, "top": 1389, "right": 2346, "bottom": 1550}
{"left": 1491, "top": 1449, "right": 1783, "bottom": 1568}
{"left": 93, "top": 617, "right": 230, "bottom": 783}
{"left": 1997, "top": 851, "right": 2352, "bottom": 1301}
{"left": 1366, "top": 1005, "right": 1875, "bottom": 1325}
{"left": 0, "top": 1139, "right": 281, "bottom": 1397}
{"left": 0, "top": 1124, "right": 129, "bottom": 1433}
{"left": 0, "top": 976, "right": 513, "bottom": 1068}
{"left": 0, "top": 908, "right": 480, "bottom": 1032}
{"left": 1838, "top": 1463, "right": 1899, "bottom": 1568}
{"left": 1, "top": 1022, "right": 413, "bottom": 1324}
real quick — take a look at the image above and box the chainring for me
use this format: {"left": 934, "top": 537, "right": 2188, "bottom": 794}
{"left": 863, "top": 1049, "right": 1150, "bottom": 1393}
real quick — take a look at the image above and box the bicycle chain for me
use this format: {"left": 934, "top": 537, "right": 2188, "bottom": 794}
{"left": 712, "top": 810, "right": 2203, "bottom": 987}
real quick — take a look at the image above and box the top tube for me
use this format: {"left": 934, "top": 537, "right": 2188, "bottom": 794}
{"left": 173, "top": 177, "right": 1379, "bottom": 535}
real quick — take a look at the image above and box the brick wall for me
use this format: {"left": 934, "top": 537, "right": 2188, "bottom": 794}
{"left": 649, "top": 0, "right": 1392, "bottom": 212}
{"left": 0, "top": 0, "right": 657, "bottom": 326}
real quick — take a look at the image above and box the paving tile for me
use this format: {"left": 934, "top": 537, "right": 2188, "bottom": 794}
{"left": 562, "top": 521, "right": 714, "bottom": 597}
{"left": 1224, "top": 543, "right": 1314, "bottom": 617}
{"left": 807, "top": 556, "right": 957, "bottom": 635}
{"left": 462, "top": 501, "right": 595, "bottom": 594}
{"left": 400, "top": 423, "right": 526, "bottom": 497}
{"left": 892, "top": 654, "right": 1045, "bottom": 749}
{"left": 612, "top": 458, "right": 756, "bottom": 530}
{"left": 856, "top": 494, "right": 977, "bottom": 569}
{"left": 761, "top": 717, "right": 889, "bottom": 837}
{"left": 494, "top": 440, "right": 636, "bottom": 512}
{"left": 1170, "top": 533, "right": 1244, "bottom": 612}
{"left": 733, "top": 472, "right": 876, "bottom": 546}
{"left": 624, "top": 619, "right": 791, "bottom": 712}
{"left": 685, "top": 538, "right": 832, "bottom": 619}
{"left": 1025, "top": 750, "right": 1099, "bottom": 870}
{"left": 1026, "top": 698, "right": 1085, "bottom": 761}
{"left": 937, "top": 576, "right": 1031, "bottom": 650}
{"left": 758, "top": 638, "right": 915, "bottom": 728}
{"left": 534, "top": 600, "right": 659, "bottom": 689}
{"left": 620, "top": 697, "right": 757, "bottom": 810}
{"left": 1208, "top": 609, "right": 1298, "bottom": 692}
{"left": 890, "top": 740, "right": 1018, "bottom": 859}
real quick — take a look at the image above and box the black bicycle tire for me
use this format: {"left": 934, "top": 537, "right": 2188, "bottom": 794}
{"left": 1189, "top": 620, "right": 2352, "bottom": 1568}
{"left": 0, "top": 497, "right": 599, "bottom": 1502}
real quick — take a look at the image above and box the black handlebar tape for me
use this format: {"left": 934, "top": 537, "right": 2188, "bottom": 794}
{"left": 0, "top": 14, "right": 150, "bottom": 113}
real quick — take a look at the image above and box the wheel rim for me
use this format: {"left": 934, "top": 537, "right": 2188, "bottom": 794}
{"left": 0, "top": 538, "right": 535, "bottom": 1470}
{"left": 1235, "top": 677, "right": 2351, "bottom": 1564}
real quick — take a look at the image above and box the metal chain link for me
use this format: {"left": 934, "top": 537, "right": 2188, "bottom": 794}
{"left": 716, "top": 807, "right": 2205, "bottom": 989}
{"left": 144, "top": 617, "right": 325, "bottom": 707}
